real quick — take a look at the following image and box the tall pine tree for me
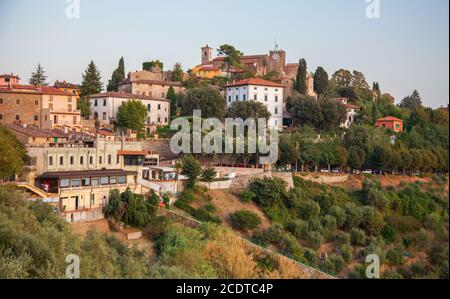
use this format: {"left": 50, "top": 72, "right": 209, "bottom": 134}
{"left": 79, "top": 61, "right": 103, "bottom": 118}
{"left": 29, "top": 63, "right": 48, "bottom": 86}
{"left": 107, "top": 57, "right": 125, "bottom": 92}
{"left": 295, "top": 58, "right": 307, "bottom": 94}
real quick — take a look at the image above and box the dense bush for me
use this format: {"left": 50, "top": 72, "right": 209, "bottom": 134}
{"left": 350, "top": 228, "right": 367, "bottom": 246}
{"left": 230, "top": 210, "right": 262, "bottom": 231}
{"left": 386, "top": 247, "right": 405, "bottom": 266}
{"left": 239, "top": 190, "right": 256, "bottom": 203}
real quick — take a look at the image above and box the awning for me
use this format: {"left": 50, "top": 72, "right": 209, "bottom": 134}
{"left": 118, "top": 150, "right": 148, "bottom": 156}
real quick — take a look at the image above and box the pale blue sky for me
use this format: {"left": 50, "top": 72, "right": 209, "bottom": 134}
{"left": 0, "top": 0, "right": 448, "bottom": 107}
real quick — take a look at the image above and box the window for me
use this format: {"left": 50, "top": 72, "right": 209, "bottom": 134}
{"left": 254, "top": 87, "right": 257, "bottom": 90}
{"left": 275, "top": 96, "right": 278, "bottom": 102}
{"left": 254, "top": 94, "right": 257, "bottom": 101}
{"left": 68, "top": 104, "right": 72, "bottom": 112}
{"left": 80, "top": 156, "right": 84, "bottom": 165}
{"left": 116, "top": 155, "right": 120, "bottom": 164}
{"left": 275, "top": 89, "right": 278, "bottom": 92}
{"left": 102, "top": 112, "right": 107, "bottom": 120}
{"left": 99, "top": 156, "right": 103, "bottom": 164}
{"left": 264, "top": 95, "right": 268, "bottom": 102}
{"left": 49, "top": 156, "right": 53, "bottom": 166}
{"left": 161, "top": 92, "right": 165, "bottom": 97}
{"left": 15, "top": 114, "right": 20, "bottom": 120}
{"left": 16, "top": 99, "right": 20, "bottom": 105}
{"left": 108, "top": 155, "right": 112, "bottom": 164}
{"left": 89, "top": 156, "right": 94, "bottom": 165}
{"left": 228, "top": 96, "right": 231, "bottom": 102}
{"left": 243, "top": 95, "right": 246, "bottom": 101}
{"left": 35, "top": 100, "right": 39, "bottom": 105}
{"left": 158, "top": 117, "right": 161, "bottom": 123}
{"left": 110, "top": 177, "right": 118, "bottom": 184}
{"left": 70, "top": 156, "right": 74, "bottom": 165}
{"left": 275, "top": 108, "right": 278, "bottom": 114}
{"left": 118, "top": 176, "right": 126, "bottom": 184}
{"left": 60, "top": 179, "right": 70, "bottom": 188}
{"left": 34, "top": 115, "right": 39, "bottom": 121}
{"left": 100, "top": 177, "right": 109, "bottom": 185}
{"left": 68, "top": 97, "right": 72, "bottom": 103}
{"left": 0, "top": 98, "right": 3, "bottom": 104}
{"left": 81, "top": 178, "right": 90, "bottom": 187}
{"left": 395, "top": 124, "right": 401, "bottom": 129}
{"left": 236, "top": 95, "right": 239, "bottom": 101}
{"left": 90, "top": 194, "right": 95, "bottom": 206}
{"left": 91, "top": 178, "right": 99, "bottom": 186}
{"left": 71, "top": 179, "right": 81, "bottom": 188}
{"left": 94, "top": 100, "right": 98, "bottom": 107}
{"left": 60, "top": 157, "right": 64, "bottom": 165}
{"left": 147, "top": 104, "right": 151, "bottom": 112}
{"left": 49, "top": 103, "right": 53, "bottom": 110}
{"left": 165, "top": 117, "right": 168, "bottom": 123}
{"left": 158, "top": 104, "right": 161, "bottom": 110}
{"left": 103, "top": 99, "right": 107, "bottom": 106}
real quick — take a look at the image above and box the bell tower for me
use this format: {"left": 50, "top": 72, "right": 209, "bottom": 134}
{"left": 201, "top": 44, "right": 213, "bottom": 64}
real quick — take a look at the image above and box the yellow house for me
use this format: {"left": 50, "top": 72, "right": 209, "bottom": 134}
{"left": 191, "top": 64, "right": 222, "bottom": 79}
{"left": 54, "top": 81, "right": 81, "bottom": 98}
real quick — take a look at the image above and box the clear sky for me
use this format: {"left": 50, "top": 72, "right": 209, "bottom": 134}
{"left": 0, "top": 0, "right": 448, "bottom": 107}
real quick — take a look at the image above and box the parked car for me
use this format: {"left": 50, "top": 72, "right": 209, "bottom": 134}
{"left": 361, "top": 169, "right": 373, "bottom": 174}
{"left": 320, "top": 169, "right": 330, "bottom": 173}
{"left": 331, "top": 169, "right": 341, "bottom": 174}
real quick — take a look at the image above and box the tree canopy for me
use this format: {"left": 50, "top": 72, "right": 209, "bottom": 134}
{"left": 116, "top": 100, "right": 148, "bottom": 132}
{"left": 29, "top": 63, "right": 48, "bottom": 86}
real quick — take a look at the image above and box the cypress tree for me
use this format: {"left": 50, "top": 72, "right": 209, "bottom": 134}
{"left": 107, "top": 57, "right": 125, "bottom": 92}
{"left": 296, "top": 58, "right": 307, "bottom": 94}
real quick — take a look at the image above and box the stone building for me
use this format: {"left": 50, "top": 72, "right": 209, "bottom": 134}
{"left": 118, "top": 68, "right": 184, "bottom": 98}
{"left": 0, "top": 84, "right": 82, "bottom": 130}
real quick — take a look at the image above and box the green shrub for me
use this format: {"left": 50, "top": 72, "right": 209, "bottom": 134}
{"left": 350, "top": 228, "right": 367, "bottom": 246}
{"left": 360, "top": 206, "right": 384, "bottom": 236}
{"left": 385, "top": 214, "right": 421, "bottom": 233}
{"left": 239, "top": 189, "right": 256, "bottom": 203}
{"left": 202, "top": 203, "right": 217, "bottom": 214}
{"left": 322, "top": 215, "right": 338, "bottom": 232}
{"left": 306, "top": 231, "right": 324, "bottom": 250}
{"left": 339, "top": 245, "right": 353, "bottom": 263}
{"left": 179, "top": 190, "right": 196, "bottom": 204}
{"left": 286, "top": 219, "right": 309, "bottom": 240}
{"left": 303, "top": 248, "right": 318, "bottom": 266}
{"left": 329, "top": 255, "right": 345, "bottom": 274}
{"left": 386, "top": 247, "right": 405, "bottom": 266}
{"left": 381, "top": 224, "right": 398, "bottom": 244}
{"left": 248, "top": 177, "right": 287, "bottom": 208}
{"left": 264, "top": 223, "right": 285, "bottom": 244}
{"left": 329, "top": 206, "right": 346, "bottom": 228}
{"left": 334, "top": 232, "right": 351, "bottom": 246}
{"left": 230, "top": 210, "right": 262, "bottom": 231}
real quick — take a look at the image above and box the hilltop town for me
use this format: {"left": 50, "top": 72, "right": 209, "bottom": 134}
{"left": 0, "top": 44, "right": 448, "bottom": 279}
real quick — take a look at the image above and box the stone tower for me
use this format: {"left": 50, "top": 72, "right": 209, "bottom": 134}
{"left": 201, "top": 44, "right": 213, "bottom": 64}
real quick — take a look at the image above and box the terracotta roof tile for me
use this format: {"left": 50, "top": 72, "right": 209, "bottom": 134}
{"left": 224, "top": 78, "right": 285, "bottom": 88}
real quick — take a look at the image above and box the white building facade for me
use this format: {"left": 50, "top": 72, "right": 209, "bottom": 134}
{"left": 336, "top": 98, "right": 359, "bottom": 129}
{"left": 89, "top": 92, "right": 170, "bottom": 133}
{"left": 224, "top": 78, "right": 284, "bottom": 129}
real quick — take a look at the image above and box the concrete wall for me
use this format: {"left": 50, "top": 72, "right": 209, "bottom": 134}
{"left": 199, "top": 180, "right": 233, "bottom": 190}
